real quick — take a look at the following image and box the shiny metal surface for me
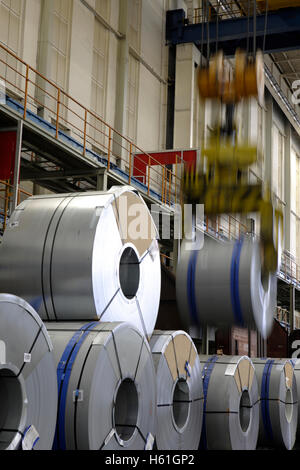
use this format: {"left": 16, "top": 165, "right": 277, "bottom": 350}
{"left": 290, "top": 359, "right": 300, "bottom": 443}
{"left": 150, "top": 330, "right": 203, "bottom": 450}
{"left": 0, "top": 294, "right": 57, "bottom": 450}
{"left": 0, "top": 186, "right": 161, "bottom": 337}
{"left": 199, "top": 355, "right": 259, "bottom": 450}
{"left": 176, "top": 237, "right": 276, "bottom": 338}
{"left": 253, "top": 358, "right": 298, "bottom": 450}
{"left": 46, "top": 321, "right": 157, "bottom": 450}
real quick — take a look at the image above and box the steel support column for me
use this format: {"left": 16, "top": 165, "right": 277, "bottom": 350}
{"left": 284, "top": 123, "right": 292, "bottom": 253}
{"left": 248, "top": 326, "right": 251, "bottom": 357}
{"left": 96, "top": 168, "right": 108, "bottom": 191}
{"left": 201, "top": 324, "right": 209, "bottom": 354}
{"left": 290, "top": 284, "right": 295, "bottom": 332}
{"left": 10, "top": 120, "right": 23, "bottom": 212}
{"left": 174, "top": 43, "right": 200, "bottom": 149}
{"left": 264, "top": 92, "right": 273, "bottom": 190}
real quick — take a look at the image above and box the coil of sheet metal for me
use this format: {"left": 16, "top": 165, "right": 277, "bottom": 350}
{"left": 46, "top": 321, "right": 156, "bottom": 450}
{"left": 253, "top": 358, "right": 298, "bottom": 450}
{"left": 0, "top": 186, "right": 161, "bottom": 338}
{"left": 290, "top": 358, "right": 300, "bottom": 443}
{"left": 150, "top": 330, "right": 204, "bottom": 449}
{"left": 0, "top": 294, "right": 57, "bottom": 450}
{"left": 176, "top": 237, "right": 276, "bottom": 338}
{"left": 199, "top": 355, "right": 259, "bottom": 450}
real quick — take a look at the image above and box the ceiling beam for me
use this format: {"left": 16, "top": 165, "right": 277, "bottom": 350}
{"left": 166, "top": 7, "right": 300, "bottom": 55}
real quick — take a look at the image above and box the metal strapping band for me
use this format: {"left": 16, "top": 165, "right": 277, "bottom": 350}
{"left": 261, "top": 359, "right": 274, "bottom": 443}
{"left": 54, "top": 322, "right": 98, "bottom": 450}
{"left": 199, "top": 355, "right": 219, "bottom": 450}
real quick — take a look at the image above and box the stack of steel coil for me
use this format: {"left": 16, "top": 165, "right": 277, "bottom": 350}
{"left": 0, "top": 186, "right": 161, "bottom": 338}
{"left": 290, "top": 358, "right": 300, "bottom": 444}
{"left": 47, "top": 322, "right": 156, "bottom": 450}
{"left": 253, "top": 358, "right": 298, "bottom": 450}
{"left": 150, "top": 330, "right": 204, "bottom": 449}
{"left": 199, "top": 355, "right": 260, "bottom": 450}
{"left": 0, "top": 186, "right": 163, "bottom": 450}
{"left": 0, "top": 294, "right": 57, "bottom": 450}
{"left": 2, "top": 184, "right": 292, "bottom": 451}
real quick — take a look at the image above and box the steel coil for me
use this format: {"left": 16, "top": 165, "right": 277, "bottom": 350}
{"left": 46, "top": 321, "right": 157, "bottom": 450}
{"left": 253, "top": 358, "right": 298, "bottom": 450}
{"left": 199, "top": 355, "right": 259, "bottom": 450}
{"left": 150, "top": 330, "right": 204, "bottom": 449}
{"left": 291, "top": 358, "right": 300, "bottom": 443}
{"left": 176, "top": 237, "right": 276, "bottom": 338}
{"left": 0, "top": 294, "right": 57, "bottom": 450}
{"left": 0, "top": 186, "right": 161, "bottom": 338}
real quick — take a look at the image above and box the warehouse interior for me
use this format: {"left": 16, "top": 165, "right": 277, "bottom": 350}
{"left": 1, "top": 0, "right": 300, "bottom": 451}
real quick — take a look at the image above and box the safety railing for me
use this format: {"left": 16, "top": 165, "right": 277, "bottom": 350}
{"left": 0, "top": 180, "right": 32, "bottom": 232}
{"left": 204, "top": 213, "right": 249, "bottom": 241}
{"left": 0, "top": 43, "right": 184, "bottom": 207}
{"left": 280, "top": 251, "right": 300, "bottom": 286}
{"left": 276, "top": 306, "right": 289, "bottom": 324}
{"left": 193, "top": 0, "right": 265, "bottom": 24}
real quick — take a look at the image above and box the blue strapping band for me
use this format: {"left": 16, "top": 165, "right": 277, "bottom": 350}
{"left": 261, "top": 359, "right": 274, "bottom": 443}
{"left": 187, "top": 249, "right": 200, "bottom": 326}
{"left": 53, "top": 321, "right": 98, "bottom": 450}
{"left": 199, "top": 355, "right": 219, "bottom": 450}
{"left": 22, "top": 425, "right": 40, "bottom": 450}
{"left": 185, "top": 361, "right": 191, "bottom": 377}
{"left": 32, "top": 436, "right": 40, "bottom": 449}
{"left": 290, "top": 359, "right": 297, "bottom": 368}
{"left": 230, "top": 239, "right": 244, "bottom": 326}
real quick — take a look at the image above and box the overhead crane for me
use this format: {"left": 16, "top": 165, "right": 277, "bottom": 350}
{"left": 166, "top": 3, "right": 300, "bottom": 56}
{"left": 169, "top": 2, "right": 300, "bottom": 308}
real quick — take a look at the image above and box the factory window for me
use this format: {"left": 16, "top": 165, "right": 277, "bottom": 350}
{"left": 257, "top": 104, "right": 265, "bottom": 178}
{"left": 126, "top": 54, "right": 139, "bottom": 143}
{"left": 90, "top": 19, "right": 108, "bottom": 150}
{"left": 51, "top": 0, "right": 71, "bottom": 120}
{"left": 0, "top": 0, "right": 23, "bottom": 52}
{"left": 128, "top": 0, "right": 141, "bottom": 51}
{"left": 272, "top": 125, "right": 284, "bottom": 202}
{"left": 52, "top": 0, "right": 71, "bottom": 88}
{"left": 0, "top": 0, "right": 24, "bottom": 97}
{"left": 193, "top": 63, "right": 202, "bottom": 148}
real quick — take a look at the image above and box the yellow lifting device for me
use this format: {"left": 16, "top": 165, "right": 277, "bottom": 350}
{"left": 183, "top": 48, "right": 283, "bottom": 274}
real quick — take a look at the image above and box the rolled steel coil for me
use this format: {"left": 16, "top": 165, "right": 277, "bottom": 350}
{"left": 46, "top": 321, "right": 157, "bottom": 450}
{"left": 291, "top": 358, "right": 300, "bottom": 443}
{"left": 176, "top": 237, "right": 276, "bottom": 338}
{"left": 199, "top": 355, "right": 259, "bottom": 450}
{"left": 0, "top": 294, "right": 57, "bottom": 450}
{"left": 253, "top": 358, "right": 298, "bottom": 450}
{"left": 0, "top": 186, "right": 161, "bottom": 338}
{"left": 150, "top": 330, "right": 204, "bottom": 449}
